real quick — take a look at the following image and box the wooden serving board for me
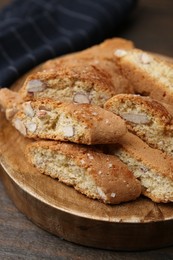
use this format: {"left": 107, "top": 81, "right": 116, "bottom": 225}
{"left": 1, "top": 57, "right": 173, "bottom": 251}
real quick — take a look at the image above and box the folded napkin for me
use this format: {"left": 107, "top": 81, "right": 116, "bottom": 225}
{"left": 0, "top": 0, "right": 137, "bottom": 87}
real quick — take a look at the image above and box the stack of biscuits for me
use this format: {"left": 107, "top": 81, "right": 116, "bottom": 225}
{"left": 1, "top": 37, "right": 173, "bottom": 205}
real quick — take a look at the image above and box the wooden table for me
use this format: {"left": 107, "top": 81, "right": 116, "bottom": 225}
{"left": 1, "top": 0, "right": 173, "bottom": 259}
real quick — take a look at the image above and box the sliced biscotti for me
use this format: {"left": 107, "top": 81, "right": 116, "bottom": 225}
{"left": 104, "top": 94, "right": 173, "bottom": 156}
{"left": 25, "top": 140, "right": 141, "bottom": 204}
{"left": 10, "top": 99, "right": 127, "bottom": 145}
{"left": 41, "top": 58, "right": 133, "bottom": 98}
{"left": 114, "top": 48, "right": 173, "bottom": 105}
{"left": 19, "top": 38, "right": 134, "bottom": 106}
{"left": 19, "top": 63, "right": 118, "bottom": 107}
{"left": 108, "top": 132, "right": 173, "bottom": 203}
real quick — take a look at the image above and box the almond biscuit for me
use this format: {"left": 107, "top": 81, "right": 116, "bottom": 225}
{"left": 114, "top": 48, "right": 173, "bottom": 105}
{"left": 19, "top": 38, "right": 134, "bottom": 106}
{"left": 105, "top": 94, "right": 173, "bottom": 157}
{"left": 19, "top": 64, "right": 117, "bottom": 107}
{"left": 108, "top": 132, "right": 173, "bottom": 203}
{"left": 25, "top": 140, "right": 141, "bottom": 204}
{"left": 10, "top": 99, "right": 127, "bottom": 145}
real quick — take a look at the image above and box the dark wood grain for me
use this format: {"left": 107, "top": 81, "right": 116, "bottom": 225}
{"left": 1, "top": 0, "right": 173, "bottom": 258}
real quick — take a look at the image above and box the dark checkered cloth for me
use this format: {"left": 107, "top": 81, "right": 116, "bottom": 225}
{"left": 0, "top": 0, "right": 137, "bottom": 87}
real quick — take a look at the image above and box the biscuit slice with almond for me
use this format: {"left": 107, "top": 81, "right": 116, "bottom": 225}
{"left": 114, "top": 48, "right": 173, "bottom": 105}
{"left": 19, "top": 63, "right": 119, "bottom": 107}
{"left": 19, "top": 38, "right": 135, "bottom": 106}
{"left": 105, "top": 94, "right": 173, "bottom": 157}
{"left": 25, "top": 140, "right": 141, "bottom": 204}
{"left": 10, "top": 98, "right": 127, "bottom": 145}
{"left": 108, "top": 132, "right": 173, "bottom": 203}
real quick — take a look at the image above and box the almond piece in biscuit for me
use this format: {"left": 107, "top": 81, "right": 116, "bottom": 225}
{"left": 108, "top": 132, "right": 173, "bottom": 203}
{"left": 105, "top": 94, "right": 173, "bottom": 157}
{"left": 114, "top": 48, "right": 173, "bottom": 105}
{"left": 11, "top": 99, "right": 127, "bottom": 145}
{"left": 25, "top": 140, "right": 141, "bottom": 204}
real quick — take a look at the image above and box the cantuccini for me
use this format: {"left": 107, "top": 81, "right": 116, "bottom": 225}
{"left": 2, "top": 95, "right": 127, "bottom": 145}
{"left": 25, "top": 140, "right": 141, "bottom": 204}
{"left": 104, "top": 94, "right": 173, "bottom": 157}
{"left": 108, "top": 132, "right": 173, "bottom": 203}
{"left": 19, "top": 38, "right": 134, "bottom": 106}
{"left": 19, "top": 64, "right": 117, "bottom": 107}
{"left": 114, "top": 48, "right": 173, "bottom": 105}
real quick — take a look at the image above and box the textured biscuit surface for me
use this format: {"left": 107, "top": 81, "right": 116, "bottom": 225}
{"left": 105, "top": 94, "right": 173, "bottom": 156}
{"left": 114, "top": 48, "right": 173, "bottom": 105}
{"left": 25, "top": 140, "right": 141, "bottom": 204}
{"left": 11, "top": 99, "right": 127, "bottom": 145}
{"left": 108, "top": 132, "right": 173, "bottom": 203}
{"left": 20, "top": 64, "right": 116, "bottom": 107}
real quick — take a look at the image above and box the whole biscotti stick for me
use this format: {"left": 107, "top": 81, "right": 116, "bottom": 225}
{"left": 114, "top": 48, "right": 173, "bottom": 105}
{"left": 105, "top": 94, "right": 173, "bottom": 157}
{"left": 108, "top": 132, "right": 173, "bottom": 203}
{"left": 25, "top": 140, "right": 141, "bottom": 204}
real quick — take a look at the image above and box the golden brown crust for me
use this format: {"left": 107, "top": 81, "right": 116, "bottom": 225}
{"left": 22, "top": 63, "right": 115, "bottom": 92}
{"left": 11, "top": 99, "right": 127, "bottom": 145}
{"left": 25, "top": 140, "right": 141, "bottom": 204}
